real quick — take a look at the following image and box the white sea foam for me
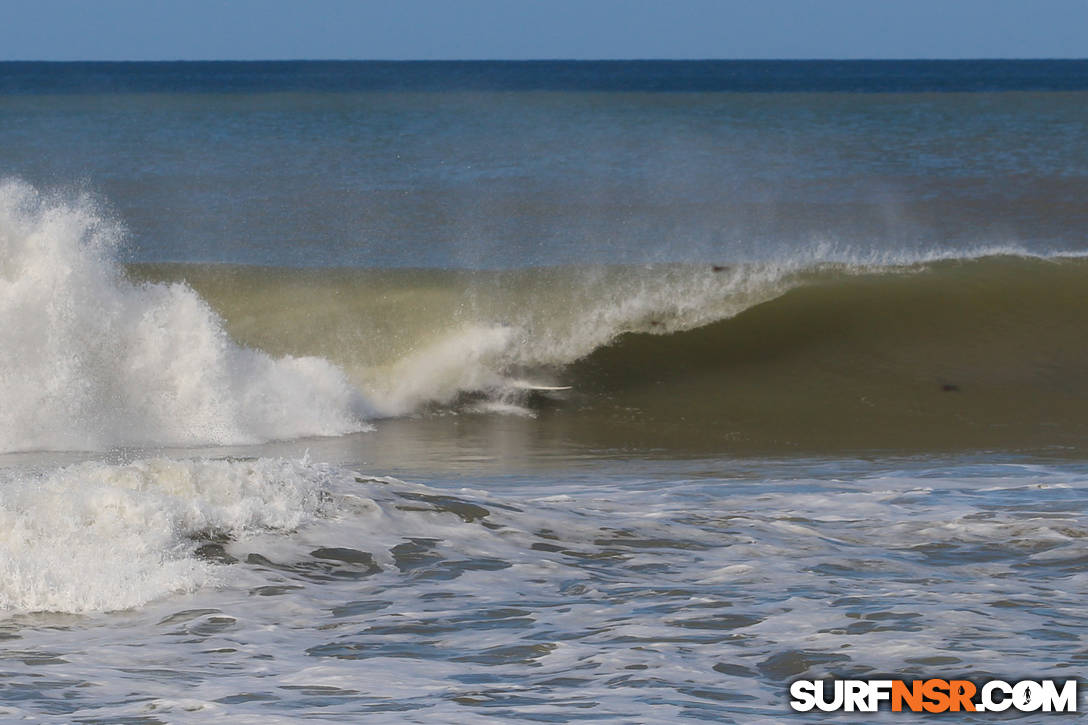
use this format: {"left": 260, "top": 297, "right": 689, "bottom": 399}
{"left": 0, "top": 457, "right": 345, "bottom": 613}
{"left": 2, "top": 458, "right": 1085, "bottom": 720}
{"left": 0, "top": 180, "right": 371, "bottom": 452}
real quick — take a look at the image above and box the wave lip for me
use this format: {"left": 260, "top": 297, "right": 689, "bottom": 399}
{"left": 0, "top": 179, "right": 372, "bottom": 453}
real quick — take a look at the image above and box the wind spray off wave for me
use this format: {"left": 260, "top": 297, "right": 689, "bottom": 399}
{"left": 0, "top": 180, "right": 371, "bottom": 453}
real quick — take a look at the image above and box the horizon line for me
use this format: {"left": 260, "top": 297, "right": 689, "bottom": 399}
{"left": 4, "top": 57, "right": 1088, "bottom": 63}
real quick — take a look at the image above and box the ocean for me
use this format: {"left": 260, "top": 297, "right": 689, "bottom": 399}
{"left": 1, "top": 60, "right": 1087, "bottom": 722}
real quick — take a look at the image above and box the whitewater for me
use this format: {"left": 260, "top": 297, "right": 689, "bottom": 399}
{"left": 0, "top": 181, "right": 371, "bottom": 452}
{"left": 3, "top": 453, "right": 1086, "bottom": 722}
{"left": 2, "top": 60, "right": 1088, "bottom": 722}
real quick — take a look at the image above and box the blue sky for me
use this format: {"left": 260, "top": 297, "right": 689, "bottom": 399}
{"left": 2, "top": 0, "right": 1087, "bottom": 61}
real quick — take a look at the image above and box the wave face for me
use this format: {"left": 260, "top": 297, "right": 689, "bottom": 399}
{"left": 137, "top": 251, "right": 1088, "bottom": 453}
{"left": 132, "top": 260, "right": 801, "bottom": 416}
{"left": 5, "top": 178, "right": 1087, "bottom": 454}
{"left": 0, "top": 180, "right": 370, "bottom": 453}
{"left": 566, "top": 255, "right": 1088, "bottom": 451}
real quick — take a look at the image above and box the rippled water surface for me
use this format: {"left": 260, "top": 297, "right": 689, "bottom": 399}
{"left": 4, "top": 60, "right": 1088, "bottom": 722}
{"left": 3, "top": 456, "right": 1086, "bottom": 722}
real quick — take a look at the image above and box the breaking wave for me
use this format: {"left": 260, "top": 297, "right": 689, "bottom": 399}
{"left": 137, "top": 248, "right": 1088, "bottom": 451}
{"left": 0, "top": 180, "right": 371, "bottom": 453}
{"left": 5, "top": 178, "right": 1087, "bottom": 453}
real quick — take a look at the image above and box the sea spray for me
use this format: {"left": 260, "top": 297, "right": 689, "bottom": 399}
{"left": 0, "top": 180, "right": 372, "bottom": 452}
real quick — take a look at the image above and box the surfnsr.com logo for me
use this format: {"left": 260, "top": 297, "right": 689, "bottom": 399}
{"left": 789, "top": 679, "right": 1078, "bottom": 713}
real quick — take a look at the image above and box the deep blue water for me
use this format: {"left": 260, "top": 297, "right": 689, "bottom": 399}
{"left": 2, "top": 60, "right": 1087, "bottom": 268}
{"left": 3, "top": 59, "right": 1088, "bottom": 94}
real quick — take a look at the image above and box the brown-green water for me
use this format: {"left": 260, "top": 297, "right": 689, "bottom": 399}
{"left": 4, "top": 60, "right": 1088, "bottom": 722}
{"left": 132, "top": 254, "right": 1088, "bottom": 456}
